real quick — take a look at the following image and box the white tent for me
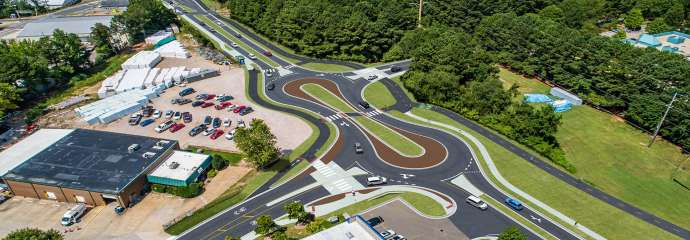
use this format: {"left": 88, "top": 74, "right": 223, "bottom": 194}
{"left": 145, "top": 31, "right": 173, "bottom": 45}
{"left": 154, "top": 40, "right": 190, "bottom": 59}
{"left": 122, "top": 51, "right": 161, "bottom": 69}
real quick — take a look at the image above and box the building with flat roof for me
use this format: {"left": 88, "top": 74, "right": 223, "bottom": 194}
{"left": 0, "top": 129, "right": 178, "bottom": 207}
{"left": 147, "top": 151, "right": 210, "bottom": 187}
{"left": 17, "top": 16, "right": 113, "bottom": 41}
{"left": 303, "top": 215, "right": 383, "bottom": 240}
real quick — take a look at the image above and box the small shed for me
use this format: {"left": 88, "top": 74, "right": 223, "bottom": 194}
{"left": 147, "top": 151, "right": 211, "bottom": 187}
{"left": 550, "top": 87, "right": 582, "bottom": 105}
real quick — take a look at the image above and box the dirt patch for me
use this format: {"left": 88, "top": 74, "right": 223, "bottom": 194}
{"left": 308, "top": 193, "right": 346, "bottom": 207}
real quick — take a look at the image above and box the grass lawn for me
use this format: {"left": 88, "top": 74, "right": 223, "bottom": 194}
{"left": 500, "top": 68, "right": 690, "bottom": 231}
{"left": 301, "top": 83, "right": 357, "bottom": 112}
{"left": 197, "top": 16, "right": 279, "bottom": 68}
{"left": 352, "top": 116, "right": 424, "bottom": 157}
{"left": 300, "top": 62, "right": 355, "bottom": 72}
{"left": 321, "top": 192, "right": 444, "bottom": 221}
{"left": 391, "top": 107, "right": 681, "bottom": 239}
{"left": 363, "top": 81, "right": 397, "bottom": 109}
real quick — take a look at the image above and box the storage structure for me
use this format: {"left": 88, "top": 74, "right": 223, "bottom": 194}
{"left": 75, "top": 88, "right": 160, "bottom": 125}
{"left": 147, "top": 151, "right": 211, "bottom": 187}
{"left": 122, "top": 51, "right": 161, "bottom": 70}
{"left": 0, "top": 129, "right": 178, "bottom": 207}
{"left": 145, "top": 30, "right": 174, "bottom": 45}
{"left": 116, "top": 68, "right": 150, "bottom": 93}
{"left": 550, "top": 87, "right": 582, "bottom": 105}
{"left": 97, "top": 70, "right": 126, "bottom": 98}
{"left": 154, "top": 40, "right": 190, "bottom": 59}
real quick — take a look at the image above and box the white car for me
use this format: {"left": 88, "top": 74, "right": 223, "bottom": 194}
{"left": 223, "top": 118, "right": 231, "bottom": 127}
{"left": 154, "top": 121, "right": 175, "bottom": 133}
{"left": 164, "top": 110, "right": 174, "bottom": 119}
{"left": 152, "top": 110, "right": 162, "bottom": 119}
{"left": 173, "top": 111, "right": 181, "bottom": 120}
{"left": 227, "top": 104, "right": 237, "bottom": 111}
{"left": 238, "top": 120, "right": 245, "bottom": 128}
{"left": 225, "top": 129, "right": 236, "bottom": 140}
{"left": 366, "top": 176, "right": 387, "bottom": 186}
{"left": 248, "top": 54, "right": 256, "bottom": 59}
{"left": 380, "top": 230, "right": 395, "bottom": 239}
{"left": 202, "top": 127, "right": 215, "bottom": 136}
{"left": 231, "top": 42, "right": 239, "bottom": 48}
{"left": 466, "top": 195, "right": 488, "bottom": 210}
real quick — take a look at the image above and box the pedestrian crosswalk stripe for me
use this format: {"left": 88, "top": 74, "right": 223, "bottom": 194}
{"left": 326, "top": 114, "right": 342, "bottom": 121}
{"left": 363, "top": 110, "right": 381, "bottom": 117}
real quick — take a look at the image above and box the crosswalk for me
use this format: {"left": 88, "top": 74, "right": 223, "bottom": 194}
{"left": 325, "top": 114, "right": 343, "bottom": 121}
{"left": 363, "top": 110, "right": 381, "bottom": 117}
{"left": 313, "top": 160, "right": 336, "bottom": 177}
{"left": 332, "top": 179, "right": 353, "bottom": 192}
{"left": 310, "top": 160, "right": 363, "bottom": 195}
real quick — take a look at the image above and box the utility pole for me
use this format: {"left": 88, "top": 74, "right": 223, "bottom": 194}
{"left": 648, "top": 92, "right": 678, "bottom": 147}
{"left": 417, "top": 0, "right": 423, "bottom": 28}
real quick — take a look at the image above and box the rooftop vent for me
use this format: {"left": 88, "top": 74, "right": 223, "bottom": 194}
{"left": 142, "top": 152, "right": 156, "bottom": 159}
{"left": 128, "top": 144, "right": 140, "bottom": 153}
{"left": 169, "top": 161, "right": 180, "bottom": 169}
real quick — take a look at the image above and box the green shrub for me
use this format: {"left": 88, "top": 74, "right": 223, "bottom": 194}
{"left": 212, "top": 154, "right": 226, "bottom": 170}
{"left": 151, "top": 184, "right": 166, "bottom": 193}
{"left": 207, "top": 169, "right": 218, "bottom": 178}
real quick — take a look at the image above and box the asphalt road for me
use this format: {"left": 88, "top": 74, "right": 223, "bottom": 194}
{"left": 168, "top": 0, "right": 690, "bottom": 239}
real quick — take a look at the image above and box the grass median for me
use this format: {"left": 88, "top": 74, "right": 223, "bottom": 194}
{"left": 301, "top": 83, "right": 357, "bottom": 112}
{"left": 197, "top": 15, "right": 279, "bottom": 68}
{"left": 300, "top": 62, "right": 355, "bottom": 72}
{"left": 363, "top": 81, "right": 397, "bottom": 109}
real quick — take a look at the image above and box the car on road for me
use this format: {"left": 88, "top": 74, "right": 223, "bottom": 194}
{"left": 354, "top": 142, "right": 363, "bottom": 154}
{"left": 366, "top": 216, "right": 383, "bottom": 227}
{"left": 237, "top": 120, "right": 246, "bottom": 128}
{"left": 164, "top": 110, "right": 174, "bottom": 119}
{"left": 182, "top": 112, "right": 192, "bottom": 123}
{"left": 359, "top": 101, "right": 370, "bottom": 109}
{"left": 173, "top": 111, "right": 181, "bottom": 120}
{"left": 189, "top": 124, "right": 206, "bottom": 136}
{"left": 225, "top": 128, "right": 236, "bottom": 140}
{"left": 203, "top": 115, "right": 212, "bottom": 125}
{"left": 209, "top": 28, "right": 217, "bottom": 33}
{"left": 505, "top": 197, "right": 524, "bottom": 211}
{"left": 380, "top": 230, "right": 395, "bottom": 239}
{"left": 210, "top": 129, "right": 224, "bottom": 140}
{"left": 202, "top": 127, "right": 215, "bottom": 136}
{"left": 139, "top": 118, "right": 155, "bottom": 127}
{"left": 230, "top": 42, "right": 239, "bottom": 48}
{"left": 179, "top": 87, "right": 195, "bottom": 96}
{"left": 239, "top": 107, "right": 253, "bottom": 116}
{"left": 201, "top": 102, "right": 215, "bottom": 108}
{"left": 169, "top": 123, "right": 185, "bottom": 133}
{"left": 216, "top": 101, "right": 233, "bottom": 110}
{"left": 196, "top": 93, "right": 208, "bottom": 100}
{"left": 366, "top": 176, "right": 387, "bottom": 186}
{"left": 466, "top": 195, "right": 488, "bottom": 210}
{"left": 152, "top": 110, "right": 162, "bottom": 119}
{"left": 233, "top": 105, "right": 246, "bottom": 113}
{"left": 192, "top": 101, "right": 205, "bottom": 107}
{"left": 390, "top": 65, "right": 401, "bottom": 72}
{"left": 155, "top": 120, "right": 175, "bottom": 133}
{"left": 248, "top": 54, "right": 256, "bottom": 59}
{"left": 223, "top": 118, "right": 231, "bottom": 127}
{"left": 212, "top": 117, "right": 221, "bottom": 128}
{"left": 267, "top": 83, "right": 275, "bottom": 91}
{"left": 264, "top": 69, "right": 274, "bottom": 77}
{"left": 366, "top": 75, "right": 378, "bottom": 81}
{"left": 263, "top": 51, "right": 272, "bottom": 57}
{"left": 129, "top": 114, "right": 142, "bottom": 126}
{"left": 235, "top": 33, "right": 242, "bottom": 38}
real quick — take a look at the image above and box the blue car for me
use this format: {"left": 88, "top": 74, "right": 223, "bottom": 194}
{"left": 505, "top": 197, "right": 524, "bottom": 211}
{"left": 179, "top": 87, "right": 195, "bottom": 96}
{"left": 140, "top": 118, "right": 155, "bottom": 127}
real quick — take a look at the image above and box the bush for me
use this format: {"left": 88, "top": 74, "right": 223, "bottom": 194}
{"left": 207, "top": 169, "right": 218, "bottom": 178}
{"left": 211, "top": 154, "right": 226, "bottom": 170}
{"left": 151, "top": 184, "right": 166, "bottom": 193}
{"left": 152, "top": 183, "right": 203, "bottom": 198}
{"left": 25, "top": 104, "right": 47, "bottom": 123}
{"left": 4, "top": 228, "right": 63, "bottom": 240}
{"left": 305, "top": 218, "right": 329, "bottom": 234}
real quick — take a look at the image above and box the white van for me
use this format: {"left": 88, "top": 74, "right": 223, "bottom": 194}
{"left": 61, "top": 203, "right": 87, "bottom": 226}
{"left": 366, "top": 176, "right": 387, "bottom": 186}
{"left": 466, "top": 195, "right": 488, "bottom": 210}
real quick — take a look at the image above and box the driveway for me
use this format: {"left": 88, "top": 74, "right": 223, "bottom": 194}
{"left": 361, "top": 199, "right": 468, "bottom": 240}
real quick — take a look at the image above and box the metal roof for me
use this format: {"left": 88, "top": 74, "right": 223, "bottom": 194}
{"left": 0, "top": 129, "right": 74, "bottom": 177}
{"left": 17, "top": 16, "right": 113, "bottom": 38}
{"left": 148, "top": 151, "right": 210, "bottom": 182}
{"left": 2, "top": 129, "right": 177, "bottom": 194}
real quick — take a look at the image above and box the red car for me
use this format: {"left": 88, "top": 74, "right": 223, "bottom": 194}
{"left": 233, "top": 105, "right": 246, "bottom": 113}
{"left": 205, "top": 94, "right": 216, "bottom": 100}
{"left": 209, "top": 129, "right": 224, "bottom": 140}
{"left": 215, "top": 101, "right": 233, "bottom": 110}
{"left": 263, "top": 51, "right": 272, "bottom": 57}
{"left": 169, "top": 123, "right": 186, "bottom": 133}
{"left": 201, "top": 102, "right": 215, "bottom": 108}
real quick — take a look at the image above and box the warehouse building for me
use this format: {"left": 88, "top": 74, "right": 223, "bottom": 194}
{"left": 17, "top": 16, "right": 113, "bottom": 41}
{"left": 147, "top": 151, "right": 211, "bottom": 187}
{"left": 0, "top": 129, "right": 178, "bottom": 207}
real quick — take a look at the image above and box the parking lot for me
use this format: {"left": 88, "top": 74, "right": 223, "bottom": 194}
{"left": 361, "top": 199, "right": 468, "bottom": 240}
{"left": 91, "top": 55, "right": 312, "bottom": 152}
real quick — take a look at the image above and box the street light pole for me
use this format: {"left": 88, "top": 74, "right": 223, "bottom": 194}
{"left": 648, "top": 92, "right": 678, "bottom": 147}
{"left": 417, "top": 0, "right": 423, "bottom": 28}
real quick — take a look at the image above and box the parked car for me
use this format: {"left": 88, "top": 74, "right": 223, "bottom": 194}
{"left": 139, "top": 118, "right": 155, "bottom": 127}
{"left": 215, "top": 101, "right": 233, "bottom": 110}
{"left": 61, "top": 204, "right": 86, "bottom": 226}
{"left": 205, "top": 94, "right": 216, "bottom": 100}
{"left": 239, "top": 107, "right": 253, "bottom": 116}
{"left": 152, "top": 110, "right": 162, "bottom": 118}
{"left": 195, "top": 93, "right": 208, "bottom": 100}
{"left": 225, "top": 128, "right": 236, "bottom": 140}
{"left": 227, "top": 104, "right": 238, "bottom": 111}
{"left": 142, "top": 106, "right": 154, "bottom": 117}
{"left": 359, "top": 101, "right": 370, "bottom": 109}
{"left": 212, "top": 117, "right": 221, "bottom": 129}
{"left": 201, "top": 102, "right": 215, "bottom": 108}
{"left": 390, "top": 235, "right": 406, "bottom": 240}
{"left": 182, "top": 112, "right": 192, "bottom": 123}
{"left": 237, "top": 120, "right": 246, "bottom": 128}
{"left": 505, "top": 197, "right": 524, "bottom": 211}
{"left": 263, "top": 51, "right": 272, "bottom": 57}
{"left": 164, "top": 110, "right": 174, "bottom": 119}
{"left": 179, "top": 87, "right": 195, "bottom": 96}
{"left": 192, "top": 101, "right": 205, "bottom": 107}
{"left": 233, "top": 105, "right": 246, "bottom": 113}
{"left": 267, "top": 83, "right": 275, "bottom": 91}
{"left": 248, "top": 54, "right": 256, "bottom": 59}
{"left": 354, "top": 142, "right": 363, "bottom": 154}
{"left": 189, "top": 124, "right": 206, "bottom": 136}
{"left": 366, "top": 176, "right": 387, "bottom": 186}
{"left": 202, "top": 127, "right": 215, "bottom": 136}
{"left": 178, "top": 98, "right": 192, "bottom": 105}
{"left": 366, "top": 216, "right": 384, "bottom": 227}
{"left": 0, "top": 195, "right": 8, "bottom": 204}
{"left": 155, "top": 120, "right": 175, "bottom": 133}
{"left": 466, "top": 195, "right": 488, "bottom": 210}
{"left": 173, "top": 111, "right": 181, "bottom": 120}
{"left": 390, "top": 65, "right": 402, "bottom": 72}
{"left": 128, "top": 114, "right": 142, "bottom": 126}
{"left": 380, "top": 230, "right": 395, "bottom": 239}
{"left": 223, "top": 118, "right": 231, "bottom": 127}
{"left": 210, "top": 129, "right": 224, "bottom": 140}
{"left": 217, "top": 95, "right": 233, "bottom": 102}
{"left": 171, "top": 98, "right": 181, "bottom": 104}
{"left": 203, "top": 116, "right": 212, "bottom": 125}
{"left": 169, "top": 123, "right": 185, "bottom": 133}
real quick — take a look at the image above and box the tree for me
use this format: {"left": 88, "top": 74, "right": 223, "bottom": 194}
{"left": 270, "top": 230, "right": 291, "bottom": 240}
{"left": 3, "top": 228, "right": 64, "bottom": 240}
{"left": 91, "top": 23, "right": 115, "bottom": 60}
{"left": 539, "top": 5, "right": 564, "bottom": 22}
{"left": 559, "top": 0, "right": 605, "bottom": 27}
{"left": 647, "top": 17, "right": 672, "bottom": 34}
{"left": 497, "top": 227, "right": 527, "bottom": 240}
{"left": 624, "top": 8, "right": 644, "bottom": 30}
{"left": 112, "top": 0, "right": 176, "bottom": 43}
{"left": 254, "top": 215, "right": 278, "bottom": 235}
{"left": 663, "top": 2, "right": 685, "bottom": 27}
{"left": 305, "top": 218, "right": 329, "bottom": 233}
{"left": 0, "top": 83, "right": 20, "bottom": 117}
{"left": 234, "top": 119, "right": 279, "bottom": 168}
{"left": 284, "top": 201, "right": 311, "bottom": 223}
{"left": 211, "top": 154, "right": 226, "bottom": 170}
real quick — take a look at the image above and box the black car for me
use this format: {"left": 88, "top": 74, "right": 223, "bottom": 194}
{"left": 267, "top": 83, "right": 275, "bottom": 91}
{"left": 192, "top": 101, "right": 205, "bottom": 107}
{"left": 359, "top": 101, "right": 370, "bottom": 109}
{"left": 390, "top": 65, "right": 402, "bottom": 72}
{"left": 189, "top": 124, "right": 207, "bottom": 136}
{"left": 203, "top": 116, "right": 212, "bottom": 125}
{"left": 142, "top": 106, "right": 154, "bottom": 117}
{"left": 171, "top": 98, "right": 181, "bottom": 104}
{"left": 235, "top": 33, "right": 242, "bottom": 38}
{"left": 367, "top": 216, "right": 384, "bottom": 227}
{"left": 128, "top": 114, "right": 142, "bottom": 126}
{"left": 182, "top": 112, "right": 192, "bottom": 123}
{"left": 212, "top": 117, "right": 221, "bottom": 128}
{"left": 239, "top": 107, "right": 254, "bottom": 116}
{"left": 179, "top": 98, "right": 192, "bottom": 105}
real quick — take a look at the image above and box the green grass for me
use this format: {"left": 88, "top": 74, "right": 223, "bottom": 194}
{"left": 321, "top": 192, "right": 445, "bottom": 220}
{"left": 480, "top": 196, "right": 557, "bottom": 240}
{"left": 390, "top": 108, "right": 681, "bottom": 239}
{"left": 398, "top": 192, "right": 446, "bottom": 217}
{"left": 301, "top": 83, "right": 357, "bottom": 112}
{"left": 389, "top": 76, "right": 416, "bottom": 102}
{"left": 300, "top": 62, "right": 355, "bottom": 72}
{"left": 352, "top": 116, "right": 424, "bottom": 157}
{"left": 187, "top": 147, "right": 243, "bottom": 166}
{"left": 197, "top": 16, "right": 279, "bottom": 68}
{"left": 363, "top": 81, "right": 397, "bottom": 109}
{"left": 500, "top": 68, "right": 690, "bottom": 231}
{"left": 499, "top": 68, "right": 550, "bottom": 95}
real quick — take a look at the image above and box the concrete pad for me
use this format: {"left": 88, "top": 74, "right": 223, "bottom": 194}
{"left": 361, "top": 200, "right": 468, "bottom": 240}
{"left": 451, "top": 174, "right": 484, "bottom": 197}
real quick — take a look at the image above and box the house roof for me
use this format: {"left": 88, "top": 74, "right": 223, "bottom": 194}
{"left": 17, "top": 16, "right": 113, "bottom": 38}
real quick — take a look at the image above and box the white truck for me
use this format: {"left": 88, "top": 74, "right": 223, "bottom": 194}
{"left": 61, "top": 204, "right": 86, "bottom": 226}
